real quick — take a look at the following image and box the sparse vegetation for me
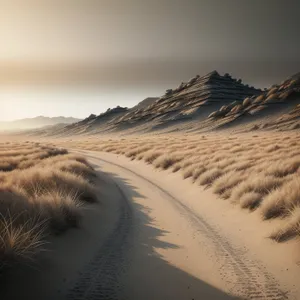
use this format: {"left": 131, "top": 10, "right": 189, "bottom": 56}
{"left": 0, "top": 141, "right": 97, "bottom": 271}
{"left": 59, "top": 131, "right": 300, "bottom": 242}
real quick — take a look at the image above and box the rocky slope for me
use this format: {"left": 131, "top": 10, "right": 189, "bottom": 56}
{"left": 28, "top": 71, "right": 300, "bottom": 136}
{"left": 110, "top": 71, "right": 261, "bottom": 133}
{"left": 202, "top": 72, "right": 300, "bottom": 132}
{"left": 42, "top": 98, "right": 159, "bottom": 136}
{"left": 46, "top": 71, "right": 261, "bottom": 136}
{"left": 56, "top": 106, "right": 129, "bottom": 136}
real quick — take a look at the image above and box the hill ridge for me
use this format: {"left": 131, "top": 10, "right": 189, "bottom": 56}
{"left": 0, "top": 116, "right": 81, "bottom": 131}
{"left": 29, "top": 71, "right": 300, "bottom": 136}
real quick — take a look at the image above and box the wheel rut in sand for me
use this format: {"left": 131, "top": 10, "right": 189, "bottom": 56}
{"left": 83, "top": 154, "right": 289, "bottom": 300}
{"left": 66, "top": 178, "right": 133, "bottom": 300}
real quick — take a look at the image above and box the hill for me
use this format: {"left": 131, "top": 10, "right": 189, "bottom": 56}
{"left": 203, "top": 72, "right": 300, "bottom": 132}
{"left": 112, "top": 71, "right": 260, "bottom": 133}
{"left": 46, "top": 98, "right": 159, "bottom": 136}
{"left": 0, "top": 116, "right": 81, "bottom": 131}
{"left": 49, "top": 106, "right": 130, "bottom": 136}
{"left": 26, "top": 71, "right": 300, "bottom": 136}
{"left": 47, "top": 71, "right": 261, "bottom": 136}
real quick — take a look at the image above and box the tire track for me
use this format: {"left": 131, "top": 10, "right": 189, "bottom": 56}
{"left": 66, "top": 179, "right": 133, "bottom": 300}
{"left": 86, "top": 154, "right": 289, "bottom": 300}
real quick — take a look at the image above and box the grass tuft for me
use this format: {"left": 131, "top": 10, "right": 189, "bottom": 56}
{"left": 0, "top": 142, "right": 97, "bottom": 270}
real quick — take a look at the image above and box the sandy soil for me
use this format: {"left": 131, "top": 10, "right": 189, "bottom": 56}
{"left": 3, "top": 150, "right": 300, "bottom": 299}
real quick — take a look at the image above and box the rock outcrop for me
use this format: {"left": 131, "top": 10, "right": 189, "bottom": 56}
{"left": 31, "top": 71, "right": 300, "bottom": 136}
{"left": 204, "top": 72, "right": 300, "bottom": 131}
{"left": 111, "top": 71, "right": 261, "bottom": 132}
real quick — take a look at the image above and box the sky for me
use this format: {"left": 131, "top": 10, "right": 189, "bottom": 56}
{"left": 1, "top": 0, "right": 300, "bottom": 121}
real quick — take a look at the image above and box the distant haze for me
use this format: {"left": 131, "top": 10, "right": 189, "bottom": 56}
{"left": 1, "top": 0, "right": 300, "bottom": 120}
{"left": 0, "top": 116, "right": 81, "bottom": 131}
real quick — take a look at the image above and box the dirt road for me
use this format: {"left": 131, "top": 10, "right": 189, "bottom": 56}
{"left": 66, "top": 151, "right": 290, "bottom": 300}
{"left": 4, "top": 151, "right": 294, "bottom": 300}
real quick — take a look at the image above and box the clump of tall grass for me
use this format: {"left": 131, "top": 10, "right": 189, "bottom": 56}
{"left": 0, "top": 142, "right": 97, "bottom": 271}
{"left": 153, "top": 154, "right": 183, "bottom": 170}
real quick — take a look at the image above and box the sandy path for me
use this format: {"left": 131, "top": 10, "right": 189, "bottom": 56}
{"left": 3, "top": 150, "right": 297, "bottom": 299}
{"left": 68, "top": 151, "right": 291, "bottom": 300}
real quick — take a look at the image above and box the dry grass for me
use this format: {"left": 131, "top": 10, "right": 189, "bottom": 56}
{"left": 261, "top": 177, "right": 300, "bottom": 219}
{"left": 0, "top": 141, "right": 96, "bottom": 271}
{"left": 198, "top": 168, "right": 224, "bottom": 186}
{"left": 153, "top": 154, "right": 183, "bottom": 169}
{"left": 239, "top": 192, "right": 262, "bottom": 210}
{"left": 270, "top": 206, "right": 300, "bottom": 242}
{"left": 143, "top": 150, "right": 164, "bottom": 164}
{"left": 213, "top": 171, "right": 247, "bottom": 198}
{"left": 0, "top": 214, "right": 46, "bottom": 269}
{"left": 57, "top": 131, "right": 300, "bottom": 242}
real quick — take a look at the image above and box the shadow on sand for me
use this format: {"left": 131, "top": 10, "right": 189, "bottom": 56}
{"left": 101, "top": 168, "right": 239, "bottom": 300}
{"left": 1, "top": 165, "right": 240, "bottom": 300}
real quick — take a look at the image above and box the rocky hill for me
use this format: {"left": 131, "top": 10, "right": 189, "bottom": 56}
{"left": 48, "top": 71, "right": 261, "bottom": 136}
{"left": 202, "top": 72, "right": 300, "bottom": 132}
{"left": 111, "top": 71, "right": 261, "bottom": 133}
{"left": 130, "top": 97, "right": 159, "bottom": 111}
{"left": 44, "top": 98, "right": 159, "bottom": 136}
{"left": 28, "top": 71, "right": 300, "bottom": 136}
{"left": 50, "top": 106, "right": 129, "bottom": 136}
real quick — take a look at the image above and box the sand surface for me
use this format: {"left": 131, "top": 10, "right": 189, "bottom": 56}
{"left": 4, "top": 150, "right": 300, "bottom": 299}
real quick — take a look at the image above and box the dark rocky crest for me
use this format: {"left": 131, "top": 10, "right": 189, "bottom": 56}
{"left": 205, "top": 72, "right": 300, "bottom": 131}
{"left": 110, "top": 71, "right": 261, "bottom": 132}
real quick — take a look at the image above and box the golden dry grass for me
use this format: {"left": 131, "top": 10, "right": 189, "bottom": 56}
{"left": 56, "top": 131, "right": 300, "bottom": 243}
{"left": 0, "top": 141, "right": 97, "bottom": 271}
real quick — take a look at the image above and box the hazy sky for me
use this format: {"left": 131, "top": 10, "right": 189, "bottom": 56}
{"left": 1, "top": 0, "right": 300, "bottom": 120}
